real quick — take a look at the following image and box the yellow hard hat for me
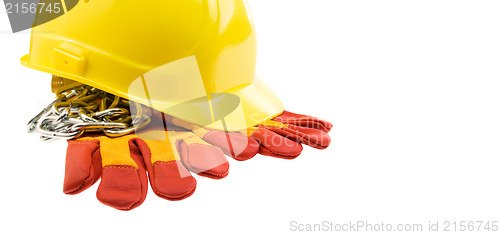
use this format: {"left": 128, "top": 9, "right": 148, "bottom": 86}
{"left": 21, "top": 0, "right": 283, "bottom": 131}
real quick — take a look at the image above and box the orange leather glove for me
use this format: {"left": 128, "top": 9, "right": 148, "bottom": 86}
{"left": 62, "top": 114, "right": 258, "bottom": 210}
{"left": 62, "top": 110, "right": 330, "bottom": 210}
{"left": 169, "top": 110, "right": 332, "bottom": 160}
{"left": 248, "top": 110, "right": 332, "bottom": 159}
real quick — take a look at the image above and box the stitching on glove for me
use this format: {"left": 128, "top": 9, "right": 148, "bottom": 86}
{"left": 180, "top": 150, "right": 225, "bottom": 178}
{"left": 68, "top": 141, "right": 99, "bottom": 146}
{"left": 250, "top": 129, "right": 299, "bottom": 158}
{"left": 260, "top": 145, "right": 291, "bottom": 158}
{"left": 67, "top": 177, "right": 92, "bottom": 195}
{"left": 154, "top": 186, "right": 194, "bottom": 200}
{"left": 149, "top": 160, "right": 195, "bottom": 200}
{"left": 202, "top": 130, "right": 217, "bottom": 140}
{"left": 64, "top": 140, "right": 100, "bottom": 194}
{"left": 153, "top": 161, "right": 177, "bottom": 166}
{"left": 103, "top": 165, "right": 138, "bottom": 170}
{"left": 189, "top": 142, "right": 220, "bottom": 150}
{"left": 202, "top": 130, "right": 237, "bottom": 140}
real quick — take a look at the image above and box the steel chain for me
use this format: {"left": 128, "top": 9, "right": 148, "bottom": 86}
{"left": 27, "top": 83, "right": 151, "bottom": 141}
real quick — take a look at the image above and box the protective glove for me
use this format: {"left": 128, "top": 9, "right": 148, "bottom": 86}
{"left": 62, "top": 109, "right": 330, "bottom": 210}
{"left": 168, "top": 110, "right": 332, "bottom": 160}
{"left": 62, "top": 113, "right": 258, "bottom": 210}
{"left": 248, "top": 110, "right": 333, "bottom": 159}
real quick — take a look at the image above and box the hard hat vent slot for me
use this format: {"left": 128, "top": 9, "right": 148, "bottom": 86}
{"left": 53, "top": 43, "right": 87, "bottom": 76}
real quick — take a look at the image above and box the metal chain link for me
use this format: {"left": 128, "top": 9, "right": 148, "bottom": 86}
{"left": 27, "top": 83, "right": 151, "bottom": 141}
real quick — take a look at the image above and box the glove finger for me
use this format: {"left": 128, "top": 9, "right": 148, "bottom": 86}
{"left": 272, "top": 110, "right": 333, "bottom": 133}
{"left": 95, "top": 136, "right": 148, "bottom": 211}
{"left": 249, "top": 128, "right": 303, "bottom": 159}
{"left": 202, "top": 130, "right": 259, "bottom": 161}
{"left": 173, "top": 132, "right": 229, "bottom": 179}
{"left": 265, "top": 125, "right": 331, "bottom": 149}
{"left": 135, "top": 131, "right": 197, "bottom": 201}
{"left": 167, "top": 115, "right": 259, "bottom": 161}
{"left": 63, "top": 139, "right": 102, "bottom": 195}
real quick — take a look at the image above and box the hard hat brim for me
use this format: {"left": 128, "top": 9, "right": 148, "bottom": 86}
{"left": 21, "top": 54, "right": 284, "bottom": 131}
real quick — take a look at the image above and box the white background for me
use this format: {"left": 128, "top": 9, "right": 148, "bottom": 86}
{"left": 1, "top": 0, "right": 499, "bottom": 234}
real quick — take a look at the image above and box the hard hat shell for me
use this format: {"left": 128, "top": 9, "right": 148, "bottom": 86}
{"left": 21, "top": 0, "right": 283, "bottom": 131}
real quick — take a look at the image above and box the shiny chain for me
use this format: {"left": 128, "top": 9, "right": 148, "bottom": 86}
{"left": 27, "top": 83, "right": 151, "bottom": 141}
